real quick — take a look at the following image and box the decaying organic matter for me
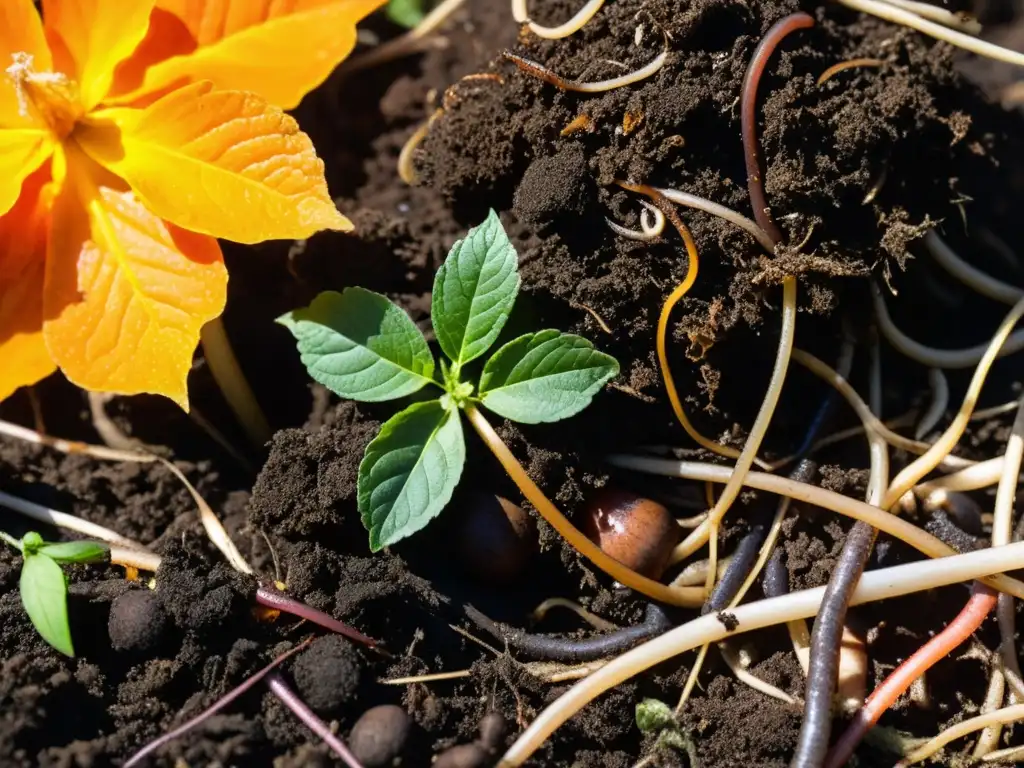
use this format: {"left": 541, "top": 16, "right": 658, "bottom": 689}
{"left": 1, "top": 0, "right": 1023, "bottom": 766}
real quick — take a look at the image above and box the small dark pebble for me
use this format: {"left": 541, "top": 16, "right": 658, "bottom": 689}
{"left": 292, "top": 635, "right": 362, "bottom": 714}
{"left": 433, "top": 742, "right": 490, "bottom": 768}
{"left": 349, "top": 705, "right": 411, "bottom": 767}
{"left": 108, "top": 590, "right": 166, "bottom": 652}
{"left": 716, "top": 611, "right": 739, "bottom": 631}
{"left": 478, "top": 711, "right": 506, "bottom": 749}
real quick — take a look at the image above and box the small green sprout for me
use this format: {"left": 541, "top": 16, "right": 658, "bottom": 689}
{"left": 279, "top": 210, "right": 620, "bottom": 551}
{"left": 636, "top": 699, "right": 699, "bottom": 765}
{"left": 0, "top": 531, "right": 108, "bottom": 656}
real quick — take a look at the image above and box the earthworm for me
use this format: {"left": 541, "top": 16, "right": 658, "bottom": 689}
{"left": 703, "top": 510, "right": 772, "bottom": 614}
{"left": 816, "top": 57, "right": 885, "bottom": 86}
{"left": 793, "top": 522, "right": 878, "bottom": 767}
{"left": 123, "top": 639, "right": 314, "bottom": 768}
{"left": 824, "top": 583, "right": 998, "bottom": 768}
{"left": 501, "top": 47, "right": 667, "bottom": 93}
{"left": 704, "top": 391, "right": 829, "bottom": 617}
{"left": 267, "top": 673, "right": 364, "bottom": 768}
{"left": 740, "top": 12, "right": 814, "bottom": 245}
{"left": 255, "top": 585, "right": 381, "bottom": 650}
{"left": 793, "top": 334, "right": 888, "bottom": 768}
{"left": 464, "top": 602, "right": 672, "bottom": 663}
{"left": 763, "top": 547, "right": 789, "bottom": 599}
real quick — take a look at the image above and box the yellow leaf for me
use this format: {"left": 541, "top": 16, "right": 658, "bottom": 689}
{"left": 120, "top": 0, "right": 386, "bottom": 109}
{"left": 0, "top": 129, "right": 54, "bottom": 217}
{"left": 0, "top": 167, "right": 57, "bottom": 402}
{"left": 77, "top": 82, "right": 351, "bottom": 243}
{"left": 42, "top": 147, "right": 226, "bottom": 409}
{"left": 42, "top": 0, "right": 156, "bottom": 109}
{"left": 0, "top": 0, "right": 51, "bottom": 128}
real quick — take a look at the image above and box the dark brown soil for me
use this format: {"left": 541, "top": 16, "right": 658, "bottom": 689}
{"left": 2, "top": 1, "right": 1024, "bottom": 767}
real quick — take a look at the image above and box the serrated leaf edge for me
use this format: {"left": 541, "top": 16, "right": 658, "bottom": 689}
{"left": 432, "top": 209, "right": 521, "bottom": 367}
{"left": 478, "top": 331, "right": 619, "bottom": 424}
{"left": 357, "top": 402, "right": 466, "bottom": 551}
{"left": 277, "top": 288, "right": 438, "bottom": 402}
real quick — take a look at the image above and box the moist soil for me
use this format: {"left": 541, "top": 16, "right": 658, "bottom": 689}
{"left": 2, "top": 1, "right": 1024, "bottom": 766}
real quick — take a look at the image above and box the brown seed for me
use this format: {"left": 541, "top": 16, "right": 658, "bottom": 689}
{"left": 478, "top": 711, "right": 507, "bottom": 748}
{"left": 457, "top": 493, "right": 537, "bottom": 584}
{"left": 581, "top": 489, "right": 680, "bottom": 579}
{"left": 349, "top": 705, "right": 411, "bottom": 767}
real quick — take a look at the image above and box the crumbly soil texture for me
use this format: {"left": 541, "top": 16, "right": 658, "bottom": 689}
{"left": 2, "top": 1, "right": 1024, "bottom": 766}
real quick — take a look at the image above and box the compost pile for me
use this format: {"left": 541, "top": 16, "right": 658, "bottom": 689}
{"left": 1, "top": 0, "right": 1024, "bottom": 766}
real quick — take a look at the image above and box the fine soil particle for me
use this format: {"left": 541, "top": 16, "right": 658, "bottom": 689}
{"left": 1, "top": 0, "right": 1023, "bottom": 767}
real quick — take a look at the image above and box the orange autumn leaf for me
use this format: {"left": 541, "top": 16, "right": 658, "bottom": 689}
{"left": 0, "top": 169, "right": 57, "bottom": 402}
{"left": 78, "top": 81, "right": 351, "bottom": 243}
{"left": 118, "top": 0, "right": 387, "bottom": 109}
{"left": 43, "top": 151, "right": 227, "bottom": 409}
{"left": 41, "top": 0, "right": 157, "bottom": 110}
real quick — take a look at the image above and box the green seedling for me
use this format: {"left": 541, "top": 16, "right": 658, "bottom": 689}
{"left": 0, "top": 531, "right": 108, "bottom": 656}
{"left": 280, "top": 210, "right": 619, "bottom": 551}
{"left": 635, "top": 699, "right": 699, "bottom": 765}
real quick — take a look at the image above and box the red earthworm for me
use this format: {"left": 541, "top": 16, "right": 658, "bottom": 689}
{"left": 501, "top": 45, "right": 667, "bottom": 93}
{"left": 816, "top": 57, "right": 885, "bottom": 86}
{"left": 267, "top": 674, "right": 365, "bottom": 768}
{"left": 123, "top": 638, "right": 314, "bottom": 768}
{"left": 255, "top": 585, "right": 382, "bottom": 651}
{"left": 824, "top": 583, "right": 997, "bottom": 767}
{"left": 740, "top": 12, "right": 814, "bottom": 246}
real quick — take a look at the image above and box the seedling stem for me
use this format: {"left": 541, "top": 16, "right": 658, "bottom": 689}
{"left": 201, "top": 316, "right": 272, "bottom": 448}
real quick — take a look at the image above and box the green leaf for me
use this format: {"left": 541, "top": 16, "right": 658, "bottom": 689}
{"left": 358, "top": 400, "right": 466, "bottom": 551}
{"left": 386, "top": 0, "right": 427, "bottom": 28}
{"left": 636, "top": 699, "right": 675, "bottom": 733}
{"left": 37, "top": 541, "right": 109, "bottom": 564}
{"left": 278, "top": 288, "right": 436, "bottom": 402}
{"left": 478, "top": 330, "right": 620, "bottom": 423}
{"left": 20, "top": 554, "right": 74, "bottom": 657}
{"left": 432, "top": 210, "right": 520, "bottom": 369}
